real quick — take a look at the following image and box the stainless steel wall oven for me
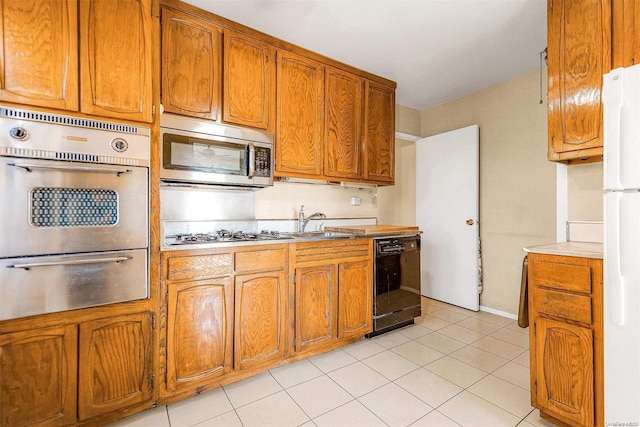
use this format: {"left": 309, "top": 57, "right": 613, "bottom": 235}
{"left": 0, "top": 107, "right": 150, "bottom": 321}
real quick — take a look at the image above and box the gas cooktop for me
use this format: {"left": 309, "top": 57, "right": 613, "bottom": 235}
{"left": 165, "top": 229, "right": 292, "bottom": 246}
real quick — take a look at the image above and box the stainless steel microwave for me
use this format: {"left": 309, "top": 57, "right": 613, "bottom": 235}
{"left": 160, "top": 114, "right": 274, "bottom": 188}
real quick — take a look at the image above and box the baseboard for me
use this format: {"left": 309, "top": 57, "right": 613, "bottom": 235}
{"left": 479, "top": 305, "right": 517, "bottom": 320}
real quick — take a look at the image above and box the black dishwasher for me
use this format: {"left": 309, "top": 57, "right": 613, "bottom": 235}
{"left": 367, "top": 235, "right": 422, "bottom": 337}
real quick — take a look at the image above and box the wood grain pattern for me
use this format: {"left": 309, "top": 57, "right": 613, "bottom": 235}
{"left": 528, "top": 253, "right": 603, "bottom": 427}
{"left": 0, "top": 324, "right": 77, "bottom": 427}
{"left": 323, "top": 225, "right": 419, "bottom": 235}
{"left": 0, "top": 0, "right": 78, "bottom": 110}
{"left": 161, "top": 6, "right": 221, "bottom": 119}
{"left": 337, "top": 261, "right": 372, "bottom": 338}
{"left": 531, "top": 261, "right": 592, "bottom": 293}
{"left": 165, "top": 253, "right": 232, "bottom": 282}
{"left": 324, "top": 67, "right": 362, "bottom": 179}
{"left": 78, "top": 312, "right": 153, "bottom": 420}
{"left": 536, "top": 317, "right": 594, "bottom": 427}
{"left": 234, "top": 247, "right": 286, "bottom": 273}
{"left": 223, "top": 30, "right": 274, "bottom": 131}
{"left": 166, "top": 279, "right": 233, "bottom": 392}
{"left": 363, "top": 80, "right": 394, "bottom": 183}
{"left": 234, "top": 271, "right": 286, "bottom": 370}
{"left": 532, "top": 287, "right": 592, "bottom": 324}
{"left": 612, "top": 0, "right": 640, "bottom": 67}
{"left": 294, "top": 265, "right": 335, "bottom": 352}
{"left": 294, "top": 239, "right": 370, "bottom": 265}
{"left": 275, "top": 50, "right": 324, "bottom": 177}
{"left": 547, "top": 0, "right": 610, "bottom": 162}
{"left": 79, "top": 0, "right": 153, "bottom": 122}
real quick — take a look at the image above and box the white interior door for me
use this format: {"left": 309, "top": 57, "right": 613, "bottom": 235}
{"left": 416, "top": 125, "right": 480, "bottom": 311}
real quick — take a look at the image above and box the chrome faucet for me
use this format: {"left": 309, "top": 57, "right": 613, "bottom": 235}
{"left": 298, "top": 205, "right": 326, "bottom": 232}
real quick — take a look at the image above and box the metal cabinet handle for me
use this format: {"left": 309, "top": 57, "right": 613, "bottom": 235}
{"left": 8, "top": 256, "right": 132, "bottom": 270}
{"left": 7, "top": 162, "right": 132, "bottom": 176}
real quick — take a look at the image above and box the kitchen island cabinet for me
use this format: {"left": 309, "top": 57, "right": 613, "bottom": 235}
{"left": 290, "top": 238, "right": 372, "bottom": 357}
{"left": 0, "top": 0, "right": 153, "bottom": 123}
{"left": 526, "top": 252, "right": 603, "bottom": 427}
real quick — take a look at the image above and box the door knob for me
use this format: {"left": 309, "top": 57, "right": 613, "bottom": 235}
{"left": 466, "top": 219, "right": 474, "bottom": 225}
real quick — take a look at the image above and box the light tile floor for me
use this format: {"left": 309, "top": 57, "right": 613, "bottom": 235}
{"left": 107, "top": 298, "right": 557, "bottom": 427}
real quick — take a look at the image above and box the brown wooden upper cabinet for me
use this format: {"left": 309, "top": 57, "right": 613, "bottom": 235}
{"left": 324, "top": 67, "right": 363, "bottom": 180}
{"left": 0, "top": 0, "right": 153, "bottom": 123}
{"left": 612, "top": 0, "right": 640, "bottom": 67}
{"left": 223, "top": 30, "right": 275, "bottom": 131}
{"left": 363, "top": 80, "right": 395, "bottom": 183}
{"left": 547, "top": 0, "right": 611, "bottom": 163}
{"left": 161, "top": 7, "right": 222, "bottom": 120}
{"left": 275, "top": 50, "right": 325, "bottom": 178}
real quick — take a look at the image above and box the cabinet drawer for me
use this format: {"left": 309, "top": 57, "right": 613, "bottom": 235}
{"left": 235, "top": 248, "right": 286, "bottom": 273}
{"left": 532, "top": 287, "right": 592, "bottom": 324}
{"left": 531, "top": 261, "right": 592, "bottom": 293}
{"left": 165, "top": 254, "right": 232, "bottom": 281}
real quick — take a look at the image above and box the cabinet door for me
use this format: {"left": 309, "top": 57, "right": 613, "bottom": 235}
{"left": 612, "top": 0, "right": 640, "bottom": 67}
{"left": 161, "top": 7, "right": 222, "bottom": 120}
{"left": 324, "top": 67, "right": 362, "bottom": 180}
{"left": 337, "top": 260, "right": 372, "bottom": 339}
{"left": 275, "top": 50, "right": 325, "bottom": 178}
{"left": 363, "top": 80, "right": 395, "bottom": 183}
{"left": 234, "top": 271, "right": 286, "bottom": 370}
{"left": 534, "top": 317, "right": 594, "bottom": 427}
{"left": 79, "top": 0, "right": 153, "bottom": 122}
{"left": 78, "top": 312, "right": 153, "bottom": 420}
{"left": 547, "top": 0, "right": 611, "bottom": 161}
{"left": 0, "top": 325, "right": 77, "bottom": 427}
{"left": 223, "top": 30, "right": 275, "bottom": 131}
{"left": 294, "top": 265, "right": 336, "bottom": 353}
{"left": 166, "top": 278, "right": 233, "bottom": 392}
{"left": 0, "top": 0, "right": 78, "bottom": 110}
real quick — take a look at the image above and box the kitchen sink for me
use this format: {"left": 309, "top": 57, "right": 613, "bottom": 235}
{"left": 281, "top": 231, "right": 352, "bottom": 239}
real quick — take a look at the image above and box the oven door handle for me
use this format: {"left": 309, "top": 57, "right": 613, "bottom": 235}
{"left": 8, "top": 256, "right": 133, "bottom": 270}
{"left": 247, "top": 143, "right": 256, "bottom": 179}
{"left": 7, "top": 162, "right": 133, "bottom": 176}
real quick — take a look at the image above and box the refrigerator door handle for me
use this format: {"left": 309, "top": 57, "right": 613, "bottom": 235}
{"left": 604, "top": 69, "right": 623, "bottom": 190}
{"left": 606, "top": 193, "right": 626, "bottom": 326}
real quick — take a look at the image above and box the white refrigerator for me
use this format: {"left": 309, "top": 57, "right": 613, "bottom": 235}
{"left": 603, "top": 63, "right": 640, "bottom": 424}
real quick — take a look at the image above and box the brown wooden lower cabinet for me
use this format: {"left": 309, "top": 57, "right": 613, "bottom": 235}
{"left": 78, "top": 312, "right": 154, "bottom": 420}
{"left": 0, "top": 325, "right": 78, "bottom": 427}
{"left": 0, "top": 312, "right": 154, "bottom": 427}
{"left": 527, "top": 253, "right": 603, "bottom": 427}
{"left": 291, "top": 238, "right": 373, "bottom": 357}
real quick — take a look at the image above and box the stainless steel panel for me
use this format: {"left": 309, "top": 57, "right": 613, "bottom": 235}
{"left": 160, "top": 185, "right": 255, "bottom": 221}
{"left": 0, "top": 107, "right": 150, "bottom": 166}
{"left": 0, "top": 158, "right": 148, "bottom": 258}
{"left": 0, "top": 249, "right": 148, "bottom": 321}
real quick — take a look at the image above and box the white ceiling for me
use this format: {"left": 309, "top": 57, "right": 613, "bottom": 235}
{"left": 182, "top": 0, "right": 547, "bottom": 111}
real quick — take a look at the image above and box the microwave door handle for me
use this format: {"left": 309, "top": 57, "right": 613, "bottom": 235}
{"left": 248, "top": 143, "right": 256, "bottom": 179}
{"left": 8, "top": 256, "right": 133, "bottom": 270}
{"left": 7, "top": 162, "right": 133, "bottom": 176}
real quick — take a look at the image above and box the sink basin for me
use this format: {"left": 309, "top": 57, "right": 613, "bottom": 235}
{"left": 281, "top": 231, "right": 351, "bottom": 239}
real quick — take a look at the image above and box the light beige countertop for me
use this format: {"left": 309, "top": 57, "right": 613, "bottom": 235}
{"left": 523, "top": 241, "right": 603, "bottom": 259}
